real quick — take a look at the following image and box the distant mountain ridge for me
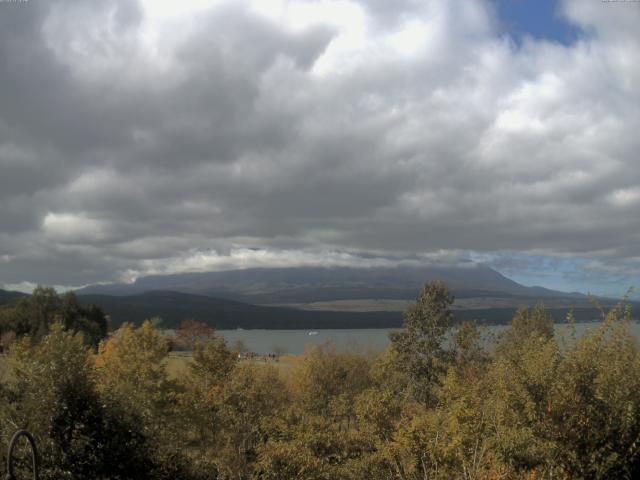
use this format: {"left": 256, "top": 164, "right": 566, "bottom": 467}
{"left": 76, "top": 265, "right": 583, "bottom": 304}
{"left": 70, "top": 291, "right": 612, "bottom": 329}
{"left": 0, "top": 285, "right": 622, "bottom": 329}
{"left": 3, "top": 265, "right": 604, "bottom": 329}
{"left": 0, "top": 289, "right": 26, "bottom": 305}
{"left": 79, "top": 290, "right": 403, "bottom": 329}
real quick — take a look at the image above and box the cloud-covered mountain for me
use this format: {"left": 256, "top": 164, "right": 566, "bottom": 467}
{"left": 4, "top": 263, "right": 619, "bottom": 329}
{"left": 76, "top": 264, "right": 583, "bottom": 305}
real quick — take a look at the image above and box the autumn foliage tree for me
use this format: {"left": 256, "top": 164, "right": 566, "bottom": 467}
{"left": 175, "top": 319, "right": 215, "bottom": 350}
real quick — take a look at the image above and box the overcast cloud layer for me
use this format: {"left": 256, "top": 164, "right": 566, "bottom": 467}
{"left": 0, "top": 0, "right": 639, "bottom": 294}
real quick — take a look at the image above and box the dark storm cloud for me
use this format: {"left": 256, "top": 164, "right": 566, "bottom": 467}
{"left": 0, "top": 0, "right": 639, "bottom": 288}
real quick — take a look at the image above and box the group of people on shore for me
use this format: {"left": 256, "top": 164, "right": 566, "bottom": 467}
{"left": 237, "top": 351, "right": 282, "bottom": 362}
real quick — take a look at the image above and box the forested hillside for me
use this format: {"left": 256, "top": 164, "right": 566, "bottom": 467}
{"left": 0, "top": 288, "right": 25, "bottom": 305}
{"left": 2, "top": 287, "right": 611, "bottom": 330}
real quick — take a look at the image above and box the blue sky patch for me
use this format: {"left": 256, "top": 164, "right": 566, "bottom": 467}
{"left": 479, "top": 252, "right": 639, "bottom": 299}
{"left": 491, "top": 0, "right": 582, "bottom": 45}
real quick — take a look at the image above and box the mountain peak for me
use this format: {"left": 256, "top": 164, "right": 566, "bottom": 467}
{"left": 76, "top": 264, "right": 576, "bottom": 304}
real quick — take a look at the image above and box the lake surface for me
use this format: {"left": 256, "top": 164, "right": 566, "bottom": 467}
{"left": 217, "top": 321, "right": 640, "bottom": 355}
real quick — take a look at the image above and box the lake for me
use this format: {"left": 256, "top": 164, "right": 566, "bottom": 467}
{"left": 216, "top": 321, "right": 640, "bottom": 355}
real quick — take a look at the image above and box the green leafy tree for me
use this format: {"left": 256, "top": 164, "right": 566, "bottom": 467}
{"left": 1, "top": 323, "right": 152, "bottom": 479}
{"left": 0, "top": 287, "right": 107, "bottom": 346}
{"left": 390, "top": 281, "right": 454, "bottom": 406}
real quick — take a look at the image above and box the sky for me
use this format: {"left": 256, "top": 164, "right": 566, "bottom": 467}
{"left": 0, "top": 0, "right": 639, "bottom": 297}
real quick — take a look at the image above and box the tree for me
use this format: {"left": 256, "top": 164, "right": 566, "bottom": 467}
{"left": 547, "top": 305, "right": 640, "bottom": 479}
{"left": 495, "top": 304, "right": 554, "bottom": 359}
{"left": 215, "top": 364, "right": 288, "bottom": 479}
{"left": 190, "top": 335, "right": 237, "bottom": 392}
{"left": 58, "top": 292, "right": 108, "bottom": 346}
{"left": 0, "top": 286, "right": 58, "bottom": 339}
{"left": 389, "top": 281, "right": 454, "bottom": 406}
{"left": 94, "top": 321, "right": 196, "bottom": 479}
{"left": 256, "top": 344, "right": 379, "bottom": 480}
{"left": 175, "top": 319, "right": 215, "bottom": 350}
{"left": 289, "top": 343, "right": 373, "bottom": 417}
{"left": 0, "top": 287, "right": 107, "bottom": 346}
{"left": 2, "top": 323, "right": 153, "bottom": 479}
{"left": 95, "top": 321, "right": 172, "bottom": 437}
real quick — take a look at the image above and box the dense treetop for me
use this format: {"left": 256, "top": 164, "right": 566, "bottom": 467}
{"left": 0, "top": 286, "right": 108, "bottom": 346}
